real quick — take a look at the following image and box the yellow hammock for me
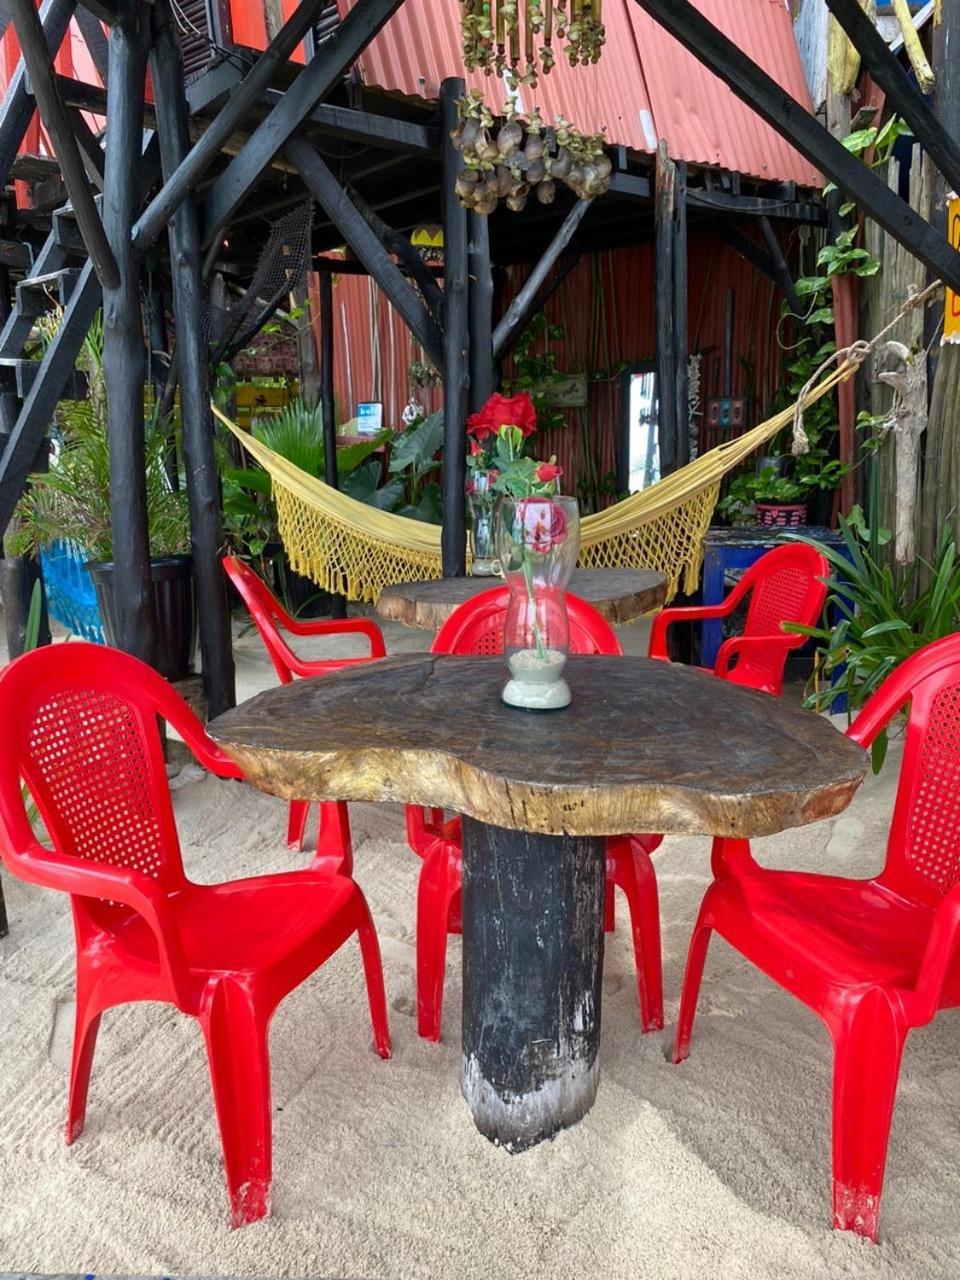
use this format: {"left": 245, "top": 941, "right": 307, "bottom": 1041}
{"left": 212, "top": 362, "right": 853, "bottom": 606}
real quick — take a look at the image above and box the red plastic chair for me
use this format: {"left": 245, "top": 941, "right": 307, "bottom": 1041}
{"left": 673, "top": 632, "right": 960, "bottom": 1242}
{"left": 649, "top": 543, "right": 830, "bottom": 696}
{"left": 407, "top": 586, "right": 663, "bottom": 1040}
{"left": 0, "top": 643, "right": 390, "bottom": 1229}
{"left": 223, "top": 555, "right": 386, "bottom": 859}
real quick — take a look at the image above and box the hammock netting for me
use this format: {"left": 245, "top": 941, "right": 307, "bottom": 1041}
{"left": 212, "top": 363, "right": 851, "bottom": 607}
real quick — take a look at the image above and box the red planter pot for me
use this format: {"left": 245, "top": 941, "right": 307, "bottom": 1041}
{"left": 755, "top": 502, "right": 807, "bottom": 529}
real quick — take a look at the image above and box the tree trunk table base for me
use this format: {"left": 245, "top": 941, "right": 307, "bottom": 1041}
{"left": 459, "top": 816, "right": 606, "bottom": 1152}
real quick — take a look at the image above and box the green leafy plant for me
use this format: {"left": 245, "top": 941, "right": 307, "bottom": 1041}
{"left": 503, "top": 313, "right": 569, "bottom": 432}
{"left": 789, "top": 517, "right": 960, "bottom": 771}
{"left": 221, "top": 397, "right": 388, "bottom": 555}
{"left": 340, "top": 410, "right": 445, "bottom": 524}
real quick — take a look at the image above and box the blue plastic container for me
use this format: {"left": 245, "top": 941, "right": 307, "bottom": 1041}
{"left": 39, "top": 540, "right": 105, "bottom": 644}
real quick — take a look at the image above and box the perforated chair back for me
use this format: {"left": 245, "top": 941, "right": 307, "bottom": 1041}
{"left": 0, "top": 644, "right": 195, "bottom": 898}
{"left": 853, "top": 634, "right": 960, "bottom": 908}
{"left": 431, "top": 586, "right": 623, "bottom": 657}
{"left": 223, "top": 555, "right": 296, "bottom": 684}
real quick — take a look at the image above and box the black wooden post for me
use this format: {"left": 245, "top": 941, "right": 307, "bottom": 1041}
{"left": 151, "top": 0, "right": 236, "bottom": 716}
{"left": 655, "top": 142, "right": 678, "bottom": 476}
{"left": 7, "top": 0, "right": 119, "bottom": 289}
{"left": 0, "top": 0, "right": 75, "bottom": 189}
{"left": 674, "top": 160, "right": 689, "bottom": 467}
{"left": 468, "top": 212, "right": 494, "bottom": 412}
{"left": 460, "top": 816, "right": 606, "bottom": 1151}
{"left": 441, "top": 77, "right": 468, "bottom": 578}
{"left": 319, "top": 271, "right": 346, "bottom": 619}
{"left": 101, "top": 2, "right": 156, "bottom": 668}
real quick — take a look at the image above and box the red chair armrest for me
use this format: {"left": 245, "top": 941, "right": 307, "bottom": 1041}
{"left": 280, "top": 614, "right": 387, "bottom": 658}
{"left": 913, "top": 886, "right": 960, "bottom": 1024}
{"left": 713, "top": 632, "right": 798, "bottom": 679}
{"left": 648, "top": 604, "right": 732, "bottom": 660}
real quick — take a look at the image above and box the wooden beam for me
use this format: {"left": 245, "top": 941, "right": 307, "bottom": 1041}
{"left": 716, "top": 220, "right": 788, "bottom": 289}
{"left": 132, "top": 0, "right": 333, "bottom": 251}
{"left": 344, "top": 178, "right": 445, "bottom": 322}
{"left": 631, "top": 0, "right": 960, "bottom": 293}
{"left": 75, "top": 3, "right": 108, "bottom": 84}
{"left": 674, "top": 159, "right": 689, "bottom": 468}
{"left": 0, "top": 261, "right": 101, "bottom": 536}
{"left": 0, "top": 0, "right": 75, "bottom": 188}
{"left": 200, "top": 0, "right": 408, "bottom": 254}
{"left": 758, "top": 215, "right": 800, "bottom": 314}
{"left": 687, "top": 188, "right": 827, "bottom": 223}
{"left": 151, "top": 0, "right": 235, "bottom": 715}
{"left": 468, "top": 211, "right": 494, "bottom": 411}
{"left": 264, "top": 89, "right": 438, "bottom": 156}
{"left": 825, "top": 0, "right": 960, "bottom": 198}
{"left": 319, "top": 271, "right": 345, "bottom": 617}
{"left": 655, "top": 142, "right": 678, "bottom": 476}
{"left": 101, "top": 1, "right": 156, "bottom": 666}
{"left": 493, "top": 199, "right": 591, "bottom": 359}
{"left": 440, "top": 77, "right": 467, "bottom": 578}
{"left": 287, "top": 136, "right": 444, "bottom": 369}
{"left": 65, "top": 103, "right": 105, "bottom": 189}
{"left": 8, "top": 0, "right": 118, "bottom": 288}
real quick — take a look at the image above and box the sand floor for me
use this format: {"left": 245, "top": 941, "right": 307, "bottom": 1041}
{"left": 1, "top": 610, "right": 959, "bottom": 1278}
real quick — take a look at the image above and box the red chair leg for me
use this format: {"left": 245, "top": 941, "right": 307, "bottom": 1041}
{"left": 314, "top": 801, "right": 353, "bottom": 877}
{"left": 65, "top": 974, "right": 102, "bottom": 1145}
{"left": 673, "top": 913, "right": 714, "bottom": 1064}
{"left": 354, "top": 902, "right": 392, "bottom": 1059}
{"left": 416, "top": 844, "right": 459, "bottom": 1042}
{"left": 830, "top": 992, "right": 906, "bottom": 1242}
{"left": 604, "top": 880, "right": 616, "bottom": 932}
{"left": 199, "top": 979, "right": 273, "bottom": 1229}
{"left": 607, "top": 838, "right": 663, "bottom": 1032}
{"left": 287, "top": 800, "right": 311, "bottom": 852}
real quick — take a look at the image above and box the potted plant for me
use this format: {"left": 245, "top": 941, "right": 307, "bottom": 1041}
{"left": 719, "top": 450, "right": 848, "bottom": 529}
{"left": 11, "top": 316, "right": 196, "bottom": 682}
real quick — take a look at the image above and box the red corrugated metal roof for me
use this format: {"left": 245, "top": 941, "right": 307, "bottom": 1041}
{"left": 337, "top": 0, "right": 821, "bottom": 186}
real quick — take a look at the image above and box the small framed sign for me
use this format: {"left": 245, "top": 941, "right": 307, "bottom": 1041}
{"left": 356, "top": 402, "right": 384, "bottom": 436}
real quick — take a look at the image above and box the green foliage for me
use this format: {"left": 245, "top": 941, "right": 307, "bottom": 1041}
{"left": 23, "top": 581, "right": 43, "bottom": 653}
{"left": 342, "top": 461, "right": 405, "bottom": 511}
{"left": 220, "top": 397, "right": 389, "bottom": 555}
{"left": 788, "top": 517, "right": 960, "bottom": 770}
{"left": 502, "top": 312, "right": 569, "bottom": 432}
{"left": 342, "top": 410, "right": 445, "bottom": 524}
{"left": 11, "top": 400, "right": 189, "bottom": 562}
{"left": 387, "top": 411, "right": 444, "bottom": 482}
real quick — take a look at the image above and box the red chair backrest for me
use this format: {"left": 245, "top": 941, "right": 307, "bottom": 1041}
{"left": 849, "top": 633, "right": 960, "bottom": 908}
{"left": 0, "top": 644, "right": 189, "bottom": 895}
{"left": 223, "top": 555, "right": 295, "bottom": 684}
{"left": 732, "top": 543, "right": 829, "bottom": 688}
{"left": 432, "top": 587, "right": 623, "bottom": 656}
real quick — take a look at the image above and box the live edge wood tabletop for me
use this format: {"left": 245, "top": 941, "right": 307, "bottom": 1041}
{"left": 209, "top": 655, "right": 868, "bottom": 1154}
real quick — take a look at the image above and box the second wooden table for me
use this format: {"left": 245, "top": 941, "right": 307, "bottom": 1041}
{"left": 376, "top": 569, "right": 667, "bottom": 630}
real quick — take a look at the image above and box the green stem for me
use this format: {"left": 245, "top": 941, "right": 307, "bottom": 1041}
{"left": 521, "top": 551, "right": 548, "bottom": 661}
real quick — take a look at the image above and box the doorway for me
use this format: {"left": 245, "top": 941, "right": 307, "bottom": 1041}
{"left": 620, "top": 364, "right": 660, "bottom": 493}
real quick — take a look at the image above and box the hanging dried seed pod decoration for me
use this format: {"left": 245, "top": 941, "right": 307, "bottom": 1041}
{"left": 462, "top": 0, "right": 602, "bottom": 87}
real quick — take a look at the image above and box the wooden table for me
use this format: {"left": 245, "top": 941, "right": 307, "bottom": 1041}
{"left": 376, "top": 569, "right": 667, "bottom": 630}
{"left": 209, "top": 655, "right": 868, "bottom": 1153}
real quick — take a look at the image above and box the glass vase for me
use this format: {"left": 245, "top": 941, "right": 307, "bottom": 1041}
{"left": 496, "top": 495, "right": 581, "bottom": 710}
{"left": 467, "top": 473, "right": 497, "bottom": 576}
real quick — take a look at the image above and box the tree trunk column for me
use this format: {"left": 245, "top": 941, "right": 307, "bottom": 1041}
{"left": 459, "top": 815, "right": 605, "bottom": 1152}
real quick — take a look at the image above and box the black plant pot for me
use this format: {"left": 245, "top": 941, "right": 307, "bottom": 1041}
{"left": 87, "top": 555, "right": 198, "bottom": 682}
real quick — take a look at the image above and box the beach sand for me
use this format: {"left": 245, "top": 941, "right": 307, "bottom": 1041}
{"left": 0, "top": 610, "right": 956, "bottom": 1279}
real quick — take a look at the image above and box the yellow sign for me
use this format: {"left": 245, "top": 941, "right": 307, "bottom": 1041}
{"left": 946, "top": 196, "right": 960, "bottom": 345}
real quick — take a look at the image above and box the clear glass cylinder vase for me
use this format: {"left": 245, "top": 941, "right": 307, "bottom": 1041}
{"left": 467, "top": 473, "right": 497, "bottom": 576}
{"left": 496, "top": 495, "right": 581, "bottom": 710}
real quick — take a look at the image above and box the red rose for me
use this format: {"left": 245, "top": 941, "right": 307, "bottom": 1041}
{"left": 469, "top": 437, "right": 485, "bottom": 457}
{"left": 467, "top": 408, "right": 496, "bottom": 442}
{"left": 474, "top": 392, "right": 537, "bottom": 438}
{"left": 517, "top": 498, "right": 568, "bottom": 554}
{"left": 536, "top": 462, "right": 563, "bottom": 486}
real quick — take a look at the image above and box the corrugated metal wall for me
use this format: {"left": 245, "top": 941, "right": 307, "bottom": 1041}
{"left": 325, "top": 230, "right": 788, "bottom": 501}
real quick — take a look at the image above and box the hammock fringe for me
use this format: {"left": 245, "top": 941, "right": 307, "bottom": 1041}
{"left": 211, "top": 361, "right": 853, "bottom": 607}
